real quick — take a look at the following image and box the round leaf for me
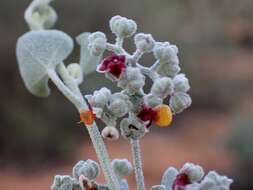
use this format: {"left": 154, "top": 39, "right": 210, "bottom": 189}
{"left": 16, "top": 30, "right": 74, "bottom": 97}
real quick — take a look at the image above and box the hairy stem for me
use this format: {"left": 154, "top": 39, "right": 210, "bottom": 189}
{"left": 131, "top": 139, "right": 145, "bottom": 190}
{"left": 56, "top": 62, "right": 83, "bottom": 98}
{"left": 87, "top": 123, "right": 120, "bottom": 190}
{"left": 47, "top": 68, "right": 82, "bottom": 109}
{"left": 48, "top": 68, "right": 120, "bottom": 190}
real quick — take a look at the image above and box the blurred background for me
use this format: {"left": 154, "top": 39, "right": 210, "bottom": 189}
{"left": 1, "top": 0, "right": 253, "bottom": 189}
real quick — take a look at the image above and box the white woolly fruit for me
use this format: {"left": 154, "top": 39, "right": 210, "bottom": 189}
{"left": 153, "top": 42, "right": 178, "bottom": 63}
{"left": 169, "top": 92, "right": 192, "bottom": 114}
{"left": 134, "top": 33, "right": 155, "bottom": 53}
{"left": 151, "top": 77, "right": 174, "bottom": 99}
{"left": 88, "top": 31, "right": 107, "bottom": 56}
{"left": 173, "top": 74, "right": 190, "bottom": 93}
{"left": 112, "top": 159, "right": 133, "bottom": 178}
{"left": 102, "top": 126, "right": 120, "bottom": 141}
{"left": 109, "top": 15, "right": 137, "bottom": 38}
{"left": 67, "top": 63, "right": 83, "bottom": 85}
{"left": 180, "top": 163, "right": 204, "bottom": 183}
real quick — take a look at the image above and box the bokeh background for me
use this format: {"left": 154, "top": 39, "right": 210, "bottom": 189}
{"left": 1, "top": 0, "right": 253, "bottom": 189}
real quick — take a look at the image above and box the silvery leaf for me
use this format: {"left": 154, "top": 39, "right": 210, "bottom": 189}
{"left": 76, "top": 32, "right": 103, "bottom": 76}
{"left": 16, "top": 30, "right": 74, "bottom": 97}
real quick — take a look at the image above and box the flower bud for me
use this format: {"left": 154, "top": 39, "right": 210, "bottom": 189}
{"left": 51, "top": 175, "right": 73, "bottom": 190}
{"left": 199, "top": 171, "right": 233, "bottom": 190}
{"left": 144, "top": 94, "right": 163, "bottom": 107}
{"left": 88, "top": 32, "right": 107, "bottom": 56}
{"left": 153, "top": 42, "right": 178, "bottom": 63}
{"left": 169, "top": 92, "right": 192, "bottom": 114}
{"left": 109, "top": 15, "right": 137, "bottom": 38}
{"left": 67, "top": 63, "right": 83, "bottom": 84}
{"left": 102, "top": 126, "right": 119, "bottom": 141}
{"left": 120, "top": 117, "right": 146, "bottom": 140}
{"left": 134, "top": 33, "right": 155, "bottom": 52}
{"left": 156, "top": 62, "right": 181, "bottom": 78}
{"left": 91, "top": 87, "right": 111, "bottom": 108}
{"left": 173, "top": 74, "right": 190, "bottom": 92}
{"left": 109, "top": 93, "right": 131, "bottom": 117}
{"left": 112, "top": 159, "right": 133, "bottom": 178}
{"left": 72, "top": 160, "right": 100, "bottom": 181}
{"left": 118, "top": 67, "right": 145, "bottom": 95}
{"left": 180, "top": 163, "right": 204, "bottom": 183}
{"left": 151, "top": 77, "right": 174, "bottom": 99}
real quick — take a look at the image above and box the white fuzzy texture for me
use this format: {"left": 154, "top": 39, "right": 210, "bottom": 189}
{"left": 88, "top": 87, "right": 111, "bottom": 108}
{"left": 156, "top": 62, "right": 181, "bottom": 78}
{"left": 180, "top": 163, "right": 204, "bottom": 183}
{"left": 25, "top": 0, "right": 57, "bottom": 30}
{"left": 108, "top": 93, "right": 132, "bottom": 117}
{"left": 161, "top": 167, "right": 179, "bottom": 190}
{"left": 173, "top": 74, "right": 190, "bottom": 93}
{"left": 185, "top": 171, "right": 233, "bottom": 190}
{"left": 150, "top": 185, "right": 166, "bottom": 190}
{"left": 72, "top": 160, "right": 100, "bottom": 181}
{"left": 169, "top": 92, "right": 192, "bottom": 114}
{"left": 144, "top": 94, "right": 163, "bottom": 107}
{"left": 110, "top": 15, "right": 137, "bottom": 38}
{"left": 51, "top": 175, "right": 73, "bottom": 190}
{"left": 118, "top": 67, "right": 145, "bottom": 95}
{"left": 76, "top": 32, "right": 103, "bottom": 76}
{"left": 153, "top": 42, "right": 178, "bottom": 64}
{"left": 67, "top": 63, "right": 83, "bottom": 85}
{"left": 134, "top": 33, "right": 155, "bottom": 53}
{"left": 112, "top": 159, "right": 133, "bottom": 178}
{"left": 151, "top": 77, "right": 174, "bottom": 99}
{"left": 16, "top": 30, "right": 73, "bottom": 97}
{"left": 88, "top": 32, "right": 107, "bottom": 56}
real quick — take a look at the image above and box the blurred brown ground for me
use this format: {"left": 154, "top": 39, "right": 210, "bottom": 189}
{"left": 1, "top": 0, "right": 253, "bottom": 189}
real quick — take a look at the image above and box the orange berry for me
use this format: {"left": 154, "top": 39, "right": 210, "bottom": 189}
{"left": 153, "top": 104, "right": 173, "bottom": 127}
{"left": 79, "top": 109, "right": 96, "bottom": 125}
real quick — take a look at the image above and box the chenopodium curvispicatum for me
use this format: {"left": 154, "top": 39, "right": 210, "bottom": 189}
{"left": 16, "top": 1, "right": 233, "bottom": 189}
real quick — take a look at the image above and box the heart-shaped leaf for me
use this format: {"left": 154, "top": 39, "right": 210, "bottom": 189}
{"left": 16, "top": 30, "right": 74, "bottom": 97}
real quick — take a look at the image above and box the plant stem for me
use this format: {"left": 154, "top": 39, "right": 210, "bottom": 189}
{"left": 87, "top": 123, "right": 120, "bottom": 190}
{"left": 47, "top": 68, "right": 82, "bottom": 109}
{"left": 56, "top": 63, "right": 83, "bottom": 98}
{"left": 131, "top": 139, "right": 145, "bottom": 190}
{"left": 48, "top": 68, "right": 120, "bottom": 190}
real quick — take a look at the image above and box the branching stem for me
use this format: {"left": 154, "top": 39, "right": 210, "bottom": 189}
{"left": 47, "top": 68, "right": 120, "bottom": 190}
